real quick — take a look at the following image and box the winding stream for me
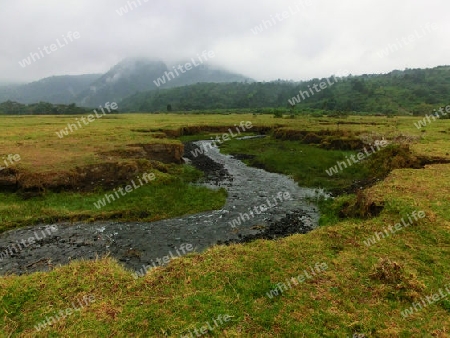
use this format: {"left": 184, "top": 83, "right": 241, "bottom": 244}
{"left": 0, "top": 140, "right": 326, "bottom": 276}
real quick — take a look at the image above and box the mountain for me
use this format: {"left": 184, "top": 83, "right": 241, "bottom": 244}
{"left": 75, "top": 57, "right": 251, "bottom": 107}
{"left": 0, "top": 58, "right": 251, "bottom": 107}
{"left": 3, "top": 62, "right": 447, "bottom": 114}
{"left": 0, "top": 74, "right": 102, "bottom": 105}
{"left": 162, "top": 60, "right": 253, "bottom": 87}
{"left": 75, "top": 58, "right": 168, "bottom": 107}
{"left": 119, "top": 66, "right": 450, "bottom": 114}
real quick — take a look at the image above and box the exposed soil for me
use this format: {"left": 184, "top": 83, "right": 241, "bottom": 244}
{"left": 0, "top": 143, "right": 183, "bottom": 197}
{"left": 0, "top": 141, "right": 324, "bottom": 276}
{"left": 273, "top": 128, "right": 366, "bottom": 150}
{"left": 157, "top": 125, "right": 273, "bottom": 138}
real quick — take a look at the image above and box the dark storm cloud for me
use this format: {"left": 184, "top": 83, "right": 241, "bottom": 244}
{"left": 1, "top": 0, "right": 448, "bottom": 83}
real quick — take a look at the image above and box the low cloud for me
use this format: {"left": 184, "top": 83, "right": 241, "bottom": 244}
{"left": 1, "top": 0, "right": 449, "bottom": 83}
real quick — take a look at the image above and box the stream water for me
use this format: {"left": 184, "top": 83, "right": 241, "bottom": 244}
{"left": 0, "top": 141, "right": 327, "bottom": 276}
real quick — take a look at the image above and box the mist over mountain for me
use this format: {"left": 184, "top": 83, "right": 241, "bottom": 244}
{"left": 76, "top": 58, "right": 252, "bottom": 107}
{"left": 0, "top": 74, "right": 101, "bottom": 105}
{"left": 73, "top": 58, "right": 165, "bottom": 107}
{"left": 0, "top": 58, "right": 251, "bottom": 107}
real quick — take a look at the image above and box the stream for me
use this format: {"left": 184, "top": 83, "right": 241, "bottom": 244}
{"left": 0, "top": 140, "right": 327, "bottom": 276}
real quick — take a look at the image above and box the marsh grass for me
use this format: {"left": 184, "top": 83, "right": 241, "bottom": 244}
{"left": 219, "top": 137, "right": 372, "bottom": 192}
{"left": 0, "top": 165, "right": 226, "bottom": 233}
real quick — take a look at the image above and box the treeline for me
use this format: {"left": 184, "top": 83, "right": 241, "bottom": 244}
{"left": 120, "top": 66, "right": 450, "bottom": 114}
{"left": 2, "top": 66, "right": 449, "bottom": 115}
{"left": 0, "top": 101, "right": 91, "bottom": 115}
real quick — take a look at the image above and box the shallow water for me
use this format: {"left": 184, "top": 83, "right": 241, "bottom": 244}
{"left": 0, "top": 141, "right": 326, "bottom": 276}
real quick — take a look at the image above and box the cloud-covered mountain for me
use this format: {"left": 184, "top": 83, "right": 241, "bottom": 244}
{"left": 0, "top": 58, "right": 251, "bottom": 107}
{"left": 75, "top": 57, "right": 252, "bottom": 107}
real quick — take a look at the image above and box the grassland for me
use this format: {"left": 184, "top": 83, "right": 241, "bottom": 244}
{"left": 1, "top": 113, "right": 450, "bottom": 337}
{"left": 0, "top": 114, "right": 246, "bottom": 232}
{"left": 218, "top": 137, "right": 372, "bottom": 192}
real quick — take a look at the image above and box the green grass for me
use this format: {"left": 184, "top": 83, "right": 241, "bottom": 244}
{"left": 2, "top": 184, "right": 450, "bottom": 337}
{"left": 0, "top": 165, "right": 227, "bottom": 232}
{"left": 219, "top": 137, "right": 371, "bottom": 192}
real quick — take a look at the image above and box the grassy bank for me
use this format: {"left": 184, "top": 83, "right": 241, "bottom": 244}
{"left": 0, "top": 165, "right": 227, "bottom": 233}
{"left": 1, "top": 162, "right": 449, "bottom": 336}
{"left": 219, "top": 137, "right": 371, "bottom": 193}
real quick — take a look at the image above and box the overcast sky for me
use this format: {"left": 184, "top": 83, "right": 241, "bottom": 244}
{"left": 1, "top": 0, "right": 448, "bottom": 83}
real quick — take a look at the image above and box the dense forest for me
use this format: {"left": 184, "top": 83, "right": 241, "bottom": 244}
{"left": 0, "top": 101, "right": 91, "bottom": 115}
{"left": 120, "top": 66, "right": 450, "bottom": 114}
{"left": 1, "top": 66, "right": 448, "bottom": 115}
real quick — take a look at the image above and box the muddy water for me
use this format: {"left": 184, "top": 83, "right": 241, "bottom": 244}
{"left": 0, "top": 141, "right": 327, "bottom": 276}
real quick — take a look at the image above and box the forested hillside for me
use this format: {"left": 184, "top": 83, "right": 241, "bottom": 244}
{"left": 0, "top": 74, "right": 101, "bottom": 105}
{"left": 1, "top": 66, "right": 448, "bottom": 115}
{"left": 0, "top": 101, "right": 91, "bottom": 115}
{"left": 120, "top": 66, "right": 450, "bottom": 114}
